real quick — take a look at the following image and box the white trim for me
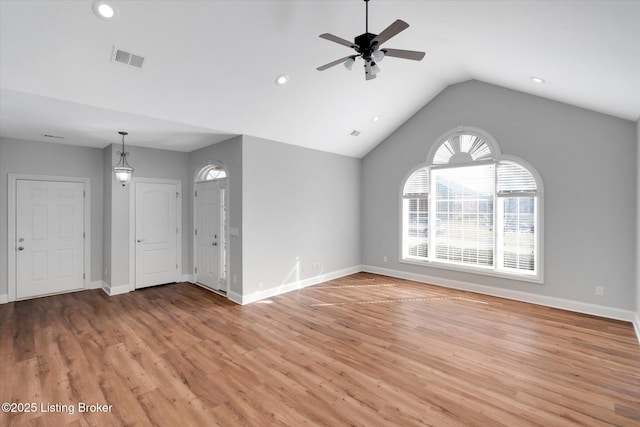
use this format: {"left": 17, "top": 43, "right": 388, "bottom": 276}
{"left": 362, "top": 265, "right": 636, "bottom": 323}
{"left": 88, "top": 280, "right": 104, "bottom": 290}
{"left": 400, "top": 258, "right": 543, "bottom": 284}
{"left": 227, "top": 290, "right": 243, "bottom": 305}
{"left": 129, "top": 177, "right": 183, "bottom": 290}
{"left": 101, "top": 282, "right": 131, "bottom": 296}
{"left": 633, "top": 312, "right": 640, "bottom": 345}
{"left": 182, "top": 274, "right": 194, "bottom": 283}
{"left": 0, "top": 294, "right": 8, "bottom": 304}
{"left": 7, "top": 174, "right": 91, "bottom": 302}
{"left": 234, "top": 266, "right": 362, "bottom": 305}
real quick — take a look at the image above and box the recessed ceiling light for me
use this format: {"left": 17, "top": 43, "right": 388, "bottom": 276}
{"left": 92, "top": 1, "right": 118, "bottom": 21}
{"left": 530, "top": 76, "right": 546, "bottom": 84}
{"left": 371, "top": 116, "right": 380, "bottom": 123}
{"left": 275, "top": 74, "right": 289, "bottom": 85}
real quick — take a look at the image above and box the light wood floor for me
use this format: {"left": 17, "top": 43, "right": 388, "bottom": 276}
{"left": 1, "top": 273, "right": 639, "bottom": 426}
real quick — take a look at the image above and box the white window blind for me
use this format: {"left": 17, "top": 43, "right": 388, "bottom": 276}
{"left": 403, "top": 167, "right": 429, "bottom": 259}
{"left": 433, "top": 164, "right": 494, "bottom": 267}
{"left": 497, "top": 161, "right": 536, "bottom": 194}
{"left": 496, "top": 161, "right": 537, "bottom": 273}
{"left": 403, "top": 167, "right": 429, "bottom": 196}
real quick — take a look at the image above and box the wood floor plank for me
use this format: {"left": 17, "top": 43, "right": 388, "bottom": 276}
{"left": 1, "top": 273, "right": 639, "bottom": 426}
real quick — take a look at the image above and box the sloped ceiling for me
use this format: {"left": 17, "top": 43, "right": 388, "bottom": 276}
{"left": 1, "top": 0, "right": 638, "bottom": 158}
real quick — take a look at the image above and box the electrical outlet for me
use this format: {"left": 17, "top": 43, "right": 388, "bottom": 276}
{"left": 383, "top": 256, "right": 388, "bottom": 263}
{"left": 595, "top": 286, "right": 604, "bottom": 296}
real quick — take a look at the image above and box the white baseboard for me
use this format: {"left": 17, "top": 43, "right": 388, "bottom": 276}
{"left": 237, "top": 266, "right": 362, "bottom": 305}
{"left": 227, "top": 290, "right": 242, "bottom": 305}
{"left": 181, "top": 274, "right": 195, "bottom": 283}
{"left": 362, "top": 265, "right": 636, "bottom": 324}
{"left": 88, "top": 280, "right": 104, "bottom": 290}
{"left": 633, "top": 313, "right": 640, "bottom": 345}
{"left": 0, "top": 294, "right": 7, "bottom": 304}
{"left": 101, "top": 283, "right": 132, "bottom": 297}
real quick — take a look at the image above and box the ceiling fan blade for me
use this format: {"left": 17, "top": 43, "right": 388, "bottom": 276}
{"left": 319, "top": 33, "right": 357, "bottom": 49}
{"left": 371, "top": 19, "right": 409, "bottom": 46}
{"left": 317, "top": 56, "right": 356, "bottom": 71}
{"left": 382, "top": 48, "right": 425, "bottom": 61}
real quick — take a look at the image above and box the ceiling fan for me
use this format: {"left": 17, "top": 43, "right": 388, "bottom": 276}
{"left": 317, "top": 0, "right": 425, "bottom": 80}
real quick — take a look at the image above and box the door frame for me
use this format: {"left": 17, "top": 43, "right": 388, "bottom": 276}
{"left": 128, "top": 177, "right": 182, "bottom": 289}
{"left": 193, "top": 163, "right": 230, "bottom": 295}
{"left": 7, "top": 174, "right": 91, "bottom": 302}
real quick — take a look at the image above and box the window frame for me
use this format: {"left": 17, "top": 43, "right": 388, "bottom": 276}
{"left": 399, "top": 128, "right": 544, "bottom": 284}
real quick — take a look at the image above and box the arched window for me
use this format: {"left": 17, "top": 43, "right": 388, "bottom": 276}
{"left": 196, "top": 164, "right": 227, "bottom": 182}
{"left": 401, "top": 127, "right": 543, "bottom": 282}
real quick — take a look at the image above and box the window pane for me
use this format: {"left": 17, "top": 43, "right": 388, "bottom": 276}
{"left": 433, "top": 164, "right": 494, "bottom": 267}
{"left": 404, "top": 198, "right": 428, "bottom": 259}
{"left": 500, "top": 196, "right": 536, "bottom": 272}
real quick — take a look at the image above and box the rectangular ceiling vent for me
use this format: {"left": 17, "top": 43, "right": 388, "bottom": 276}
{"left": 42, "top": 133, "right": 65, "bottom": 139}
{"left": 111, "top": 47, "right": 145, "bottom": 69}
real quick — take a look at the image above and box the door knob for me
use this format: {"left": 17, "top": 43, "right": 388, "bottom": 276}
{"left": 137, "top": 239, "right": 145, "bottom": 243}
{"left": 18, "top": 238, "right": 24, "bottom": 242}
{"left": 18, "top": 246, "right": 24, "bottom": 251}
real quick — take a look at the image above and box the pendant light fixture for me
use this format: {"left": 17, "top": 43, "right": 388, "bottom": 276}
{"left": 112, "top": 131, "right": 134, "bottom": 186}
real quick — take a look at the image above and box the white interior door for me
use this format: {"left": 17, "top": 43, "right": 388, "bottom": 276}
{"left": 195, "top": 181, "right": 221, "bottom": 290}
{"left": 135, "top": 182, "right": 179, "bottom": 289}
{"left": 16, "top": 180, "right": 84, "bottom": 299}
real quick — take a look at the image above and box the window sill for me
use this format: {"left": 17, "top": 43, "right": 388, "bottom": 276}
{"left": 400, "top": 257, "right": 543, "bottom": 284}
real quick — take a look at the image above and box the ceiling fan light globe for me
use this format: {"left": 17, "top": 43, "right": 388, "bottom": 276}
{"left": 370, "top": 62, "right": 381, "bottom": 75}
{"left": 344, "top": 57, "right": 356, "bottom": 70}
{"left": 372, "top": 49, "right": 385, "bottom": 62}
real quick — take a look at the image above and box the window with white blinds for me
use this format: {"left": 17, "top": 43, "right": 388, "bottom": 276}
{"left": 496, "top": 161, "right": 538, "bottom": 273}
{"left": 433, "top": 164, "right": 495, "bottom": 267}
{"left": 403, "top": 167, "right": 429, "bottom": 259}
{"left": 401, "top": 130, "right": 542, "bottom": 282}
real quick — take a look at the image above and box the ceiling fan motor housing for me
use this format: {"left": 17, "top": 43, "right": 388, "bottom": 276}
{"left": 355, "top": 32, "right": 378, "bottom": 60}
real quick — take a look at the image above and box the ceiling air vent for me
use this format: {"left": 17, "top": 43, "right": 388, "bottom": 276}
{"left": 111, "top": 47, "right": 145, "bottom": 69}
{"left": 42, "top": 133, "right": 65, "bottom": 139}
{"left": 350, "top": 130, "right": 361, "bottom": 137}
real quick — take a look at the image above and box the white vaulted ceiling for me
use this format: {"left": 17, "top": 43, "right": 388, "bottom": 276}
{"left": 1, "top": 0, "right": 639, "bottom": 158}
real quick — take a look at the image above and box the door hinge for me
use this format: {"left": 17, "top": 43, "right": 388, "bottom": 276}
{"left": 176, "top": 264, "right": 178, "bottom": 269}
{"left": 176, "top": 192, "right": 179, "bottom": 198}
{"left": 195, "top": 190, "right": 198, "bottom": 197}
{"left": 195, "top": 267, "right": 198, "bottom": 274}
{"left": 83, "top": 231, "right": 85, "bottom": 239}
{"left": 195, "top": 229, "right": 198, "bottom": 236}
{"left": 176, "top": 227, "right": 179, "bottom": 234}
{"left": 83, "top": 273, "right": 85, "bottom": 279}
{"left": 83, "top": 191, "right": 86, "bottom": 198}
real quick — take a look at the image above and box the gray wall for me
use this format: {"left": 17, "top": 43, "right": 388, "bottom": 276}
{"left": 0, "top": 137, "right": 104, "bottom": 295}
{"left": 241, "top": 135, "right": 361, "bottom": 297}
{"left": 105, "top": 143, "right": 190, "bottom": 288}
{"left": 362, "top": 80, "right": 637, "bottom": 310}
{"left": 636, "top": 118, "right": 640, "bottom": 320}
{"left": 188, "top": 136, "right": 243, "bottom": 296}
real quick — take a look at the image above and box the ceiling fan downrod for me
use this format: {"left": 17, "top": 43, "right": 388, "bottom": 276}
{"left": 365, "top": 0, "right": 369, "bottom": 34}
